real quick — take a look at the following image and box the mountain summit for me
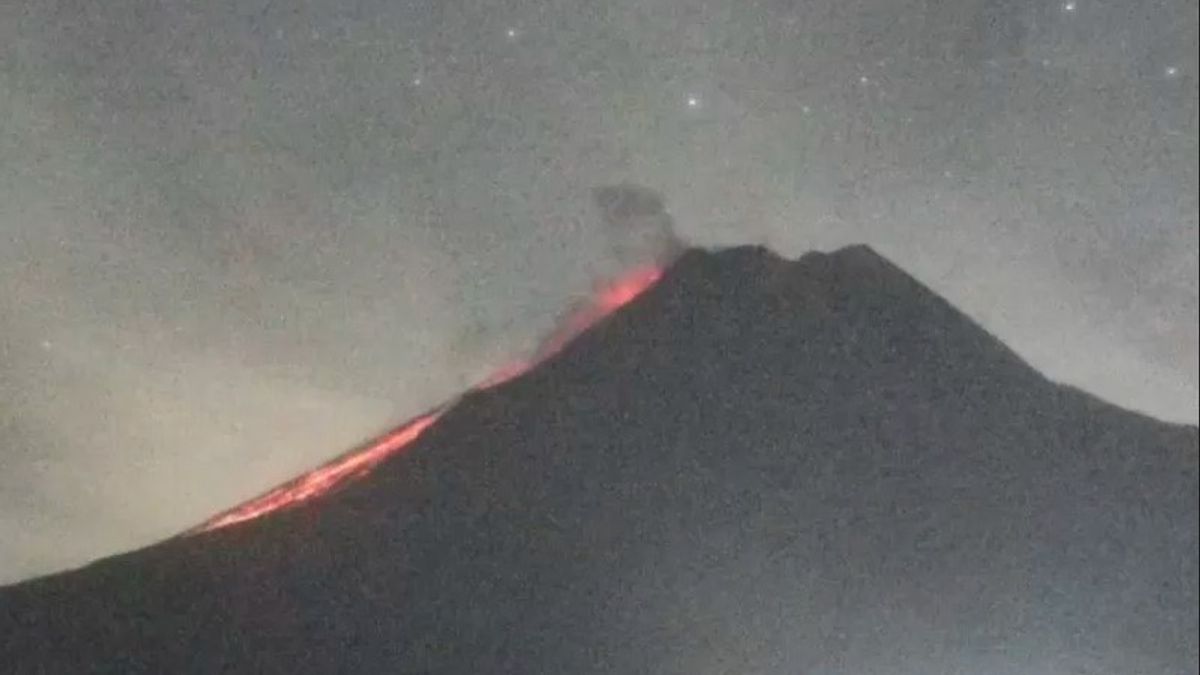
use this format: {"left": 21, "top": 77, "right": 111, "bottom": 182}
{"left": 2, "top": 245, "right": 1196, "bottom": 674}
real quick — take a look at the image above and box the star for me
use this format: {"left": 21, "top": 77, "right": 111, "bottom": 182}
{"left": 686, "top": 95, "right": 700, "bottom": 109}
{"left": 506, "top": 27, "right": 519, "bottom": 40}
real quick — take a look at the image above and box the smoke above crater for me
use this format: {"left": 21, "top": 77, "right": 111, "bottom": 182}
{"left": 1, "top": 0, "right": 1195, "bottom": 585}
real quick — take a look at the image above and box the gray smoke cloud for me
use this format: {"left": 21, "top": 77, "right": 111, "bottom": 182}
{"left": 593, "top": 183, "right": 687, "bottom": 267}
{"left": 1, "top": 0, "right": 1195, "bottom": 583}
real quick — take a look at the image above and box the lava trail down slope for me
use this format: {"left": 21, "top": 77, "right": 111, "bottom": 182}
{"left": 192, "top": 263, "right": 665, "bottom": 533}
{"left": 2, "top": 245, "right": 1197, "bottom": 674}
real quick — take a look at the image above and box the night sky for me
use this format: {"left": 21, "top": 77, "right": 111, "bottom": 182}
{"left": 1, "top": 0, "right": 1196, "bottom": 583}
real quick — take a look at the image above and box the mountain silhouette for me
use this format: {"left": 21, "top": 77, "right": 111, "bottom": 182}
{"left": 2, "top": 245, "right": 1196, "bottom": 674}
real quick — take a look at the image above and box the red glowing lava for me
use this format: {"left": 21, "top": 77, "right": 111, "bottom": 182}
{"left": 195, "top": 413, "right": 441, "bottom": 532}
{"left": 193, "top": 263, "right": 664, "bottom": 533}
{"left": 478, "top": 263, "right": 664, "bottom": 389}
{"left": 532, "top": 264, "right": 663, "bottom": 363}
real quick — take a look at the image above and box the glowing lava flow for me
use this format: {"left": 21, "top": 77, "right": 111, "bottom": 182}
{"left": 194, "top": 413, "right": 441, "bottom": 532}
{"left": 193, "top": 264, "right": 664, "bottom": 533}
{"left": 536, "top": 264, "right": 664, "bottom": 361}
{"left": 479, "top": 263, "right": 664, "bottom": 388}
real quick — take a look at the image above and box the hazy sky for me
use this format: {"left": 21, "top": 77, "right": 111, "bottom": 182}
{"left": 1, "top": 0, "right": 1196, "bottom": 583}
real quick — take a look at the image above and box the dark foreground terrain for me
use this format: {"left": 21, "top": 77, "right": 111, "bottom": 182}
{"left": 2, "top": 245, "right": 1196, "bottom": 674}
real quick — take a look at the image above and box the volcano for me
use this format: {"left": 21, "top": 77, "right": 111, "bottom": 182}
{"left": 2, "top": 245, "right": 1197, "bottom": 674}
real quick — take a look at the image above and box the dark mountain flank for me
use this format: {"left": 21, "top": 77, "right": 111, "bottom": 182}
{"left": 3, "top": 245, "right": 1196, "bottom": 674}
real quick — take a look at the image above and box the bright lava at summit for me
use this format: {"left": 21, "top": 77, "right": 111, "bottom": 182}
{"left": 193, "top": 264, "right": 665, "bottom": 533}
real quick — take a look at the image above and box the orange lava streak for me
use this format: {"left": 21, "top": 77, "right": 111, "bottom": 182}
{"left": 194, "top": 264, "right": 664, "bottom": 533}
{"left": 531, "top": 264, "right": 663, "bottom": 363}
{"left": 478, "top": 264, "right": 664, "bottom": 389}
{"left": 195, "top": 413, "right": 441, "bottom": 532}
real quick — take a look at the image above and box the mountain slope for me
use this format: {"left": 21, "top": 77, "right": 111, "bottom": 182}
{"left": 2, "top": 245, "right": 1196, "bottom": 674}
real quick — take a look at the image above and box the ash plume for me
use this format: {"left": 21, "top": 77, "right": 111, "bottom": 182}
{"left": 592, "top": 183, "right": 688, "bottom": 268}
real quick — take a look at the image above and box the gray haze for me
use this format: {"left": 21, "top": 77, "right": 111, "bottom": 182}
{"left": 1, "top": 0, "right": 1196, "bottom": 583}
